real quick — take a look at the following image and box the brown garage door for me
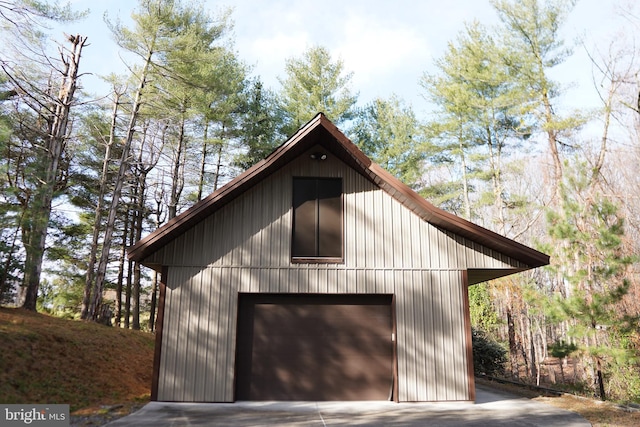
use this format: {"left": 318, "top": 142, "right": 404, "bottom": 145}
{"left": 235, "top": 294, "right": 394, "bottom": 401}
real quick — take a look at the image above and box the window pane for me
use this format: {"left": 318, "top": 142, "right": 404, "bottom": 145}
{"left": 292, "top": 178, "right": 343, "bottom": 260}
{"left": 317, "top": 179, "right": 342, "bottom": 257}
{"left": 292, "top": 179, "right": 318, "bottom": 257}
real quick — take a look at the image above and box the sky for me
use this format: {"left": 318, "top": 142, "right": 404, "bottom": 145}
{"left": 58, "top": 0, "right": 635, "bottom": 116}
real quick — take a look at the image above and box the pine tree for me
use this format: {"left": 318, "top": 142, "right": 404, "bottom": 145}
{"left": 278, "top": 45, "right": 358, "bottom": 135}
{"left": 0, "top": 1, "right": 87, "bottom": 311}
{"left": 350, "top": 95, "right": 424, "bottom": 188}
{"left": 0, "top": 80, "right": 21, "bottom": 304}
{"left": 234, "top": 79, "right": 284, "bottom": 170}
{"left": 492, "top": 0, "right": 585, "bottom": 199}
{"left": 545, "top": 161, "right": 638, "bottom": 400}
{"left": 421, "top": 21, "right": 532, "bottom": 226}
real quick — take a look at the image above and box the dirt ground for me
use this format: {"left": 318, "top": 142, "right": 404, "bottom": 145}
{"left": 476, "top": 378, "right": 640, "bottom": 427}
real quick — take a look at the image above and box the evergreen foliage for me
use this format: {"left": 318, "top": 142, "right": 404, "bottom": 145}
{"left": 544, "top": 160, "right": 639, "bottom": 400}
{"left": 234, "top": 79, "right": 285, "bottom": 170}
{"left": 472, "top": 328, "right": 507, "bottom": 376}
{"left": 420, "top": 20, "right": 533, "bottom": 223}
{"left": 491, "top": 0, "right": 588, "bottom": 190}
{"left": 0, "top": 85, "right": 21, "bottom": 304}
{"left": 468, "top": 283, "right": 501, "bottom": 333}
{"left": 350, "top": 95, "right": 424, "bottom": 187}
{"left": 278, "top": 45, "right": 358, "bottom": 135}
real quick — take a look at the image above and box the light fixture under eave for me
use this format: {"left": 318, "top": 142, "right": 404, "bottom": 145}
{"left": 310, "top": 152, "right": 327, "bottom": 160}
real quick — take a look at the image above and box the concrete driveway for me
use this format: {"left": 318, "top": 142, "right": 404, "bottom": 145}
{"left": 105, "top": 385, "right": 590, "bottom": 426}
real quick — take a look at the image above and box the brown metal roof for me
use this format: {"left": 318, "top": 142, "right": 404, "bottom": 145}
{"left": 128, "top": 113, "right": 549, "bottom": 269}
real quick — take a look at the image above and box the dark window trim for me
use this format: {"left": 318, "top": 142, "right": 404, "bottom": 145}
{"left": 291, "top": 177, "right": 344, "bottom": 263}
{"left": 291, "top": 256, "right": 344, "bottom": 264}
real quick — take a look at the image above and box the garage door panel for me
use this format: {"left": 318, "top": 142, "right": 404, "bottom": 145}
{"left": 236, "top": 294, "right": 394, "bottom": 401}
{"left": 252, "top": 333, "right": 392, "bottom": 353}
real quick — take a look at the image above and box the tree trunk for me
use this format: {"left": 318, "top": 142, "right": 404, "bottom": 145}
{"left": 130, "top": 180, "right": 142, "bottom": 330}
{"left": 131, "top": 164, "right": 152, "bottom": 330}
{"left": 125, "top": 259, "right": 133, "bottom": 328}
{"left": 21, "top": 35, "right": 87, "bottom": 310}
{"left": 114, "top": 213, "right": 128, "bottom": 327}
{"left": 125, "top": 193, "right": 135, "bottom": 329}
{"left": 197, "top": 120, "right": 209, "bottom": 201}
{"left": 81, "top": 88, "right": 121, "bottom": 319}
{"left": 542, "top": 91, "right": 563, "bottom": 203}
{"left": 458, "top": 127, "right": 472, "bottom": 221}
{"left": 21, "top": 211, "right": 48, "bottom": 310}
{"left": 596, "top": 357, "right": 606, "bottom": 401}
{"left": 148, "top": 271, "right": 158, "bottom": 332}
{"left": 486, "top": 130, "right": 507, "bottom": 235}
{"left": 506, "top": 306, "right": 519, "bottom": 378}
{"left": 132, "top": 262, "right": 141, "bottom": 330}
{"left": 0, "top": 212, "right": 23, "bottom": 303}
{"left": 527, "top": 319, "right": 538, "bottom": 384}
{"left": 168, "top": 112, "right": 187, "bottom": 220}
{"left": 213, "top": 137, "right": 224, "bottom": 191}
{"left": 87, "top": 49, "right": 153, "bottom": 320}
{"left": 148, "top": 192, "right": 165, "bottom": 332}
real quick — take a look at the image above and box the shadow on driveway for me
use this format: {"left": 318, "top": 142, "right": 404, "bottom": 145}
{"left": 105, "top": 384, "right": 590, "bottom": 426}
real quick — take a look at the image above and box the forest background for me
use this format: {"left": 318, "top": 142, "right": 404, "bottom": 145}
{"left": 1, "top": 0, "right": 639, "bottom": 404}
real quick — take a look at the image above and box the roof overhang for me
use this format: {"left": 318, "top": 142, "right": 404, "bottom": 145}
{"left": 468, "top": 268, "right": 529, "bottom": 285}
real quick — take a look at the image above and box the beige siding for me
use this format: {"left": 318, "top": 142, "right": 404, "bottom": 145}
{"left": 152, "top": 147, "right": 522, "bottom": 402}
{"left": 395, "top": 270, "right": 468, "bottom": 401}
{"left": 158, "top": 267, "right": 237, "bottom": 402}
{"left": 159, "top": 266, "right": 471, "bottom": 402}
{"left": 148, "top": 147, "right": 526, "bottom": 271}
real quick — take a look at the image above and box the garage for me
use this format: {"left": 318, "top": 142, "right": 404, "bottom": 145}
{"left": 130, "top": 114, "right": 549, "bottom": 402}
{"left": 235, "top": 294, "right": 395, "bottom": 401}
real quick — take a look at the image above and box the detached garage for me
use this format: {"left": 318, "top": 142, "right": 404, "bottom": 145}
{"left": 128, "top": 113, "right": 549, "bottom": 403}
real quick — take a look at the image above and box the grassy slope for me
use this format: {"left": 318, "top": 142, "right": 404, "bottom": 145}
{"left": 0, "top": 307, "right": 154, "bottom": 413}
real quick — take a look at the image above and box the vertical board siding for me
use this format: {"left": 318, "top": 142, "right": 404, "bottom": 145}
{"left": 160, "top": 266, "right": 470, "bottom": 402}
{"left": 148, "top": 149, "right": 526, "bottom": 271}
{"left": 153, "top": 149, "right": 523, "bottom": 402}
{"left": 159, "top": 267, "right": 237, "bottom": 402}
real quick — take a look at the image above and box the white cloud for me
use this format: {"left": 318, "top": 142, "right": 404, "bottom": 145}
{"left": 335, "top": 13, "right": 432, "bottom": 88}
{"left": 233, "top": 1, "right": 316, "bottom": 89}
{"left": 236, "top": 5, "right": 434, "bottom": 106}
{"left": 249, "top": 32, "right": 310, "bottom": 64}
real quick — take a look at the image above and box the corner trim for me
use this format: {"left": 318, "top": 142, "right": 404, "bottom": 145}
{"left": 461, "top": 270, "right": 476, "bottom": 401}
{"left": 392, "top": 293, "right": 399, "bottom": 402}
{"left": 151, "top": 266, "right": 167, "bottom": 401}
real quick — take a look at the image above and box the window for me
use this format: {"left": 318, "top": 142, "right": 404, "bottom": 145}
{"left": 292, "top": 177, "right": 343, "bottom": 261}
